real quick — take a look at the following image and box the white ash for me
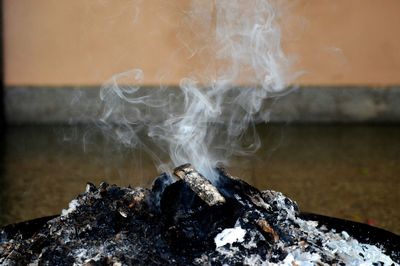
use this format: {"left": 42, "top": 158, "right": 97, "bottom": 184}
{"left": 61, "top": 199, "right": 80, "bottom": 217}
{"left": 215, "top": 190, "right": 398, "bottom": 265}
{"left": 215, "top": 226, "right": 246, "bottom": 248}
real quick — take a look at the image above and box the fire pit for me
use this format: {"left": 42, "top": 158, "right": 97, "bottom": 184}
{"left": 1, "top": 164, "right": 398, "bottom": 265}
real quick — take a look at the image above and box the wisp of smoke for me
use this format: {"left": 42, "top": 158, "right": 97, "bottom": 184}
{"left": 99, "top": 0, "right": 296, "bottom": 182}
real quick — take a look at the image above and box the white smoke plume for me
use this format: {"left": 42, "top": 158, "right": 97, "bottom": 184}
{"left": 99, "top": 0, "right": 296, "bottom": 182}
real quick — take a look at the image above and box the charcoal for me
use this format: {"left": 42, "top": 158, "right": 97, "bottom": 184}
{"left": 160, "top": 179, "right": 242, "bottom": 251}
{"left": 0, "top": 164, "right": 398, "bottom": 265}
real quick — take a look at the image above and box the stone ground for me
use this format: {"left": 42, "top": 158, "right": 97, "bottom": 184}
{"left": 0, "top": 124, "right": 399, "bottom": 234}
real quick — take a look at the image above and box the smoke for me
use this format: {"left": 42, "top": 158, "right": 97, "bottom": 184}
{"left": 99, "top": 0, "right": 296, "bottom": 182}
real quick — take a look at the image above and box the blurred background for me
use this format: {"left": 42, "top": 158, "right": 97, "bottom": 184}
{"left": 1, "top": 0, "right": 399, "bottom": 234}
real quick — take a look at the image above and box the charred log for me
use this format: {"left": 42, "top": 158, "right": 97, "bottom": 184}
{"left": 173, "top": 163, "right": 226, "bottom": 206}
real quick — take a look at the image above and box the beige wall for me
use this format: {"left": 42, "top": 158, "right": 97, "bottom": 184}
{"left": 4, "top": 0, "right": 400, "bottom": 86}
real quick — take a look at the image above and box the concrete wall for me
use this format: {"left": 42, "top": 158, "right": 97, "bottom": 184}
{"left": 4, "top": 0, "right": 400, "bottom": 86}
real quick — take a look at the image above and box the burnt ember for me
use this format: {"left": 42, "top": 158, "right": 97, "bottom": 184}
{"left": 1, "top": 164, "right": 399, "bottom": 265}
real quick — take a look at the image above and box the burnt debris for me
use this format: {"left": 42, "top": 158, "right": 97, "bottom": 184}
{"left": 1, "top": 164, "right": 399, "bottom": 265}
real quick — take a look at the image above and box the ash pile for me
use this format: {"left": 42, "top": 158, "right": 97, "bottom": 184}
{"left": 1, "top": 164, "right": 398, "bottom": 265}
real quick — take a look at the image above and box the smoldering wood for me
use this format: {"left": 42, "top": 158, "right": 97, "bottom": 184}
{"left": 173, "top": 163, "right": 226, "bottom": 206}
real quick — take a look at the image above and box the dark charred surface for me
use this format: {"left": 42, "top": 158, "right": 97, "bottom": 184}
{"left": 0, "top": 164, "right": 399, "bottom": 265}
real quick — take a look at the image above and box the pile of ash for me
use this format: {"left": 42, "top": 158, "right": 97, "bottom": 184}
{"left": 0, "top": 164, "right": 399, "bottom": 265}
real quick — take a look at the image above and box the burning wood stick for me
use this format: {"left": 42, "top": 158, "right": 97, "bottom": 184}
{"left": 173, "top": 164, "right": 226, "bottom": 206}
